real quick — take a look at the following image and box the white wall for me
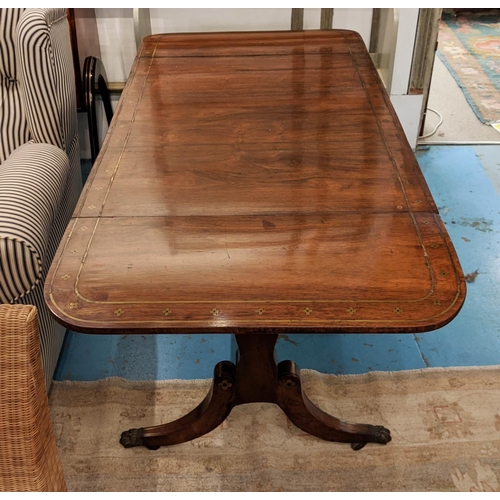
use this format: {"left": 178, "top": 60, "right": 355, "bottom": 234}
{"left": 332, "top": 8, "right": 373, "bottom": 49}
{"left": 95, "top": 8, "right": 375, "bottom": 83}
{"left": 81, "top": 8, "right": 420, "bottom": 158}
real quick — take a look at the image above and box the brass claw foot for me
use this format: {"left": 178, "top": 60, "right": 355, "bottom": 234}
{"left": 120, "top": 427, "right": 144, "bottom": 448}
{"left": 372, "top": 425, "right": 392, "bottom": 444}
{"left": 350, "top": 426, "right": 391, "bottom": 450}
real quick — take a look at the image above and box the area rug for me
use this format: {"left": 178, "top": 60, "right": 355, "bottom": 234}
{"left": 438, "top": 10, "right": 500, "bottom": 124}
{"left": 48, "top": 366, "right": 500, "bottom": 492}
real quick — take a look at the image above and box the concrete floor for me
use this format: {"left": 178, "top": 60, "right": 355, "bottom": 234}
{"left": 421, "top": 54, "right": 500, "bottom": 143}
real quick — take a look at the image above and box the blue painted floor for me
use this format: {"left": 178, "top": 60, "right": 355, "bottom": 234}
{"left": 54, "top": 145, "right": 500, "bottom": 381}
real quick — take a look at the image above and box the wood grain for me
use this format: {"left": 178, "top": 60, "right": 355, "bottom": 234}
{"left": 45, "top": 30, "right": 465, "bottom": 336}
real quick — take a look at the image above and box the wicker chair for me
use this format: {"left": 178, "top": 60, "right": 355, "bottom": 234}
{"left": 0, "top": 304, "right": 66, "bottom": 492}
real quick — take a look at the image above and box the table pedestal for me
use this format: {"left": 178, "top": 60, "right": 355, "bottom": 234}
{"left": 120, "top": 334, "right": 391, "bottom": 451}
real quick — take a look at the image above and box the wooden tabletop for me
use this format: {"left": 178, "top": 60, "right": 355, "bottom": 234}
{"left": 45, "top": 30, "right": 466, "bottom": 335}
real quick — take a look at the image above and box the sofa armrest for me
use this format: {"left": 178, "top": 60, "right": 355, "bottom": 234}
{"left": 0, "top": 142, "right": 69, "bottom": 303}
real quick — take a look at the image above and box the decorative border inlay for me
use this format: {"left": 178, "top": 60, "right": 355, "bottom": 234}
{"left": 46, "top": 212, "right": 464, "bottom": 331}
{"left": 45, "top": 32, "right": 463, "bottom": 332}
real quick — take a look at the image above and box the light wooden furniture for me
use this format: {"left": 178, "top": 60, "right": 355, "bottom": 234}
{"left": 0, "top": 305, "right": 66, "bottom": 492}
{"left": 45, "top": 30, "right": 466, "bottom": 451}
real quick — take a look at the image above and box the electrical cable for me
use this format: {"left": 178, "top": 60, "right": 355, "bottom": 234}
{"left": 419, "top": 107, "right": 443, "bottom": 139}
{"left": 417, "top": 107, "right": 500, "bottom": 145}
{"left": 419, "top": 141, "right": 500, "bottom": 145}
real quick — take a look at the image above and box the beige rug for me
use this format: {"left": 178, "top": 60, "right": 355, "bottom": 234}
{"left": 48, "top": 366, "right": 500, "bottom": 492}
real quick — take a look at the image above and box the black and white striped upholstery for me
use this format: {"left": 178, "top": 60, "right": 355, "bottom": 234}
{"left": 0, "top": 8, "right": 82, "bottom": 391}
{"left": 0, "top": 142, "right": 69, "bottom": 303}
{"left": 0, "top": 9, "right": 30, "bottom": 164}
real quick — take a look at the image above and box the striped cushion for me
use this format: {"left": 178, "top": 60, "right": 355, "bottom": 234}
{"left": 0, "top": 9, "right": 30, "bottom": 164}
{"left": 17, "top": 9, "right": 78, "bottom": 152}
{"left": 0, "top": 142, "right": 69, "bottom": 303}
{"left": 0, "top": 8, "right": 24, "bottom": 80}
{"left": 0, "top": 8, "right": 83, "bottom": 390}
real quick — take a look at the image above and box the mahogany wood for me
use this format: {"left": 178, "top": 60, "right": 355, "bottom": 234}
{"left": 45, "top": 30, "right": 466, "bottom": 449}
{"left": 121, "top": 335, "right": 390, "bottom": 450}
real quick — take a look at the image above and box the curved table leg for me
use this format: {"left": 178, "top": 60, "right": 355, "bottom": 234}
{"left": 120, "top": 361, "right": 236, "bottom": 449}
{"left": 120, "top": 335, "right": 391, "bottom": 450}
{"left": 277, "top": 360, "right": 391, "bottom": 450}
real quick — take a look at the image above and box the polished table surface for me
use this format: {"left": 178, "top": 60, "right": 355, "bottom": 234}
{"left": 45, "top": 30, "right": 466, "bottom": 449}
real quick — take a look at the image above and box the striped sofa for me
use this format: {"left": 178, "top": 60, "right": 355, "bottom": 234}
{"left": 0, "top": 8, "right": 82, "bottom": 391}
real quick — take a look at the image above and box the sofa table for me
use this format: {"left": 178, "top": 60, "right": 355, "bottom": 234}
{"left": 45, "top": 30, "right": 466, "bottom": 451}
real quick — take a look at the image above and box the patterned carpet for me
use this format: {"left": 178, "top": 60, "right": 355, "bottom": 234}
{"left": 49, "top": 366, "right": 500, "bottom": 491}
{"left": 438, "top": 10, "right": 500, "bottom": 124}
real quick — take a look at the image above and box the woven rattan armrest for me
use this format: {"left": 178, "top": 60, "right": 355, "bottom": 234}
{"left": 0, "top": 304, "right": 66, "bottom": 491}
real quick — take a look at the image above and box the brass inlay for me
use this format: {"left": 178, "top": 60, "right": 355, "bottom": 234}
{"left": 394, "top": 307, "right": 403, "bottom": 315}
{"left": 397, "top": 205, "right": 403, "bottom": 210}
{"left": 114, "top": 308, "right": 125, "bottom": 317}
{"left": 46, "top": 44, "right": 464, "bottom": 330}
{"left": 414, "top": 200, "right": 422, "bottom": 204}
{"left": 304, "top": 307, "right": 313, "bottom": 315}
{"left": 431, "top": 244, "right": 440, "bottom": 249}
{"left": 256, "top": 308, "right": 265, "bottom": 316}
{"left": 71, "top": 249, "right": 78, "bottom": 253}
{"left": 163, "top": 308, "right": 172, "bottom": 316}
{"left": 218, "top": 380, "right": 232, "bottom": 391}
{"left": 69, "top": 302, "right": 78, "bottom": 309}
{"left": 422, "top": 221, "right": 429, "bottom": 225}
{"left": 80, "top": 226, "right": 88, "bottom": 232}
{"left": 61, "top": 274, "right": 71, "bottom": 280}
{"left": 95, "top": 187, "right": 103, "bottom": 191}
{"left": 347, "top": 307, "right": 356, "bottom": 315}
{"left": 440, "top": 271, "right": 449, "bottom": 277}
{"left": 433, "top": 300, "right": 441, "bottom": 306}
{"left": 211, "top": 308, "right": 220, "bottom": 317}
{"left": 88, "top": 205, "right": 96, "bottom": 210}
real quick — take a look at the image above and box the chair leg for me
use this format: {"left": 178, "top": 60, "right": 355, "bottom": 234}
{"left": 98, "top": 74, "right": 114, "bottom": 126}
{"left": 83, "top": 56, "right": 114, "bottom": 163}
